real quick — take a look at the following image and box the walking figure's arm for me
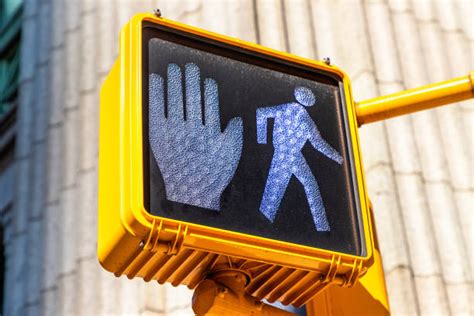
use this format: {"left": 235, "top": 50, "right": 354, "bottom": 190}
{"left": 256, "top": 105, "right": 285, "bottom": 144}
{"left": 308, "top": 121, "right": 343, "bottom": 164}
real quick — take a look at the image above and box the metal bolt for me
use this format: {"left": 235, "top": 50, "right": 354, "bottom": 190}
{"left": 217, "top": 287, "right": 228, "bottom": 298}
{"left": 139, "top": 240, "right": 145, "bottom": 248}
{"left": 323, "top": 57, "right": 331, "bottom": 65}
{"left": 153, "top": 8, "right": 162, "bottom": 17}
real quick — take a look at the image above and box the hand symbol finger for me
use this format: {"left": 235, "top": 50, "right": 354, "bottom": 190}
{"left": 224, "top": 117, "right": 243, "bottom": 137}
{"left": 185, "top": 63, "right": 203, "bottom": 124}
{"left": 167, "top": 63, "right": 184, "bottom": 120}
{"left": 149, "top": 73, "right": 165, "bottom": 120}
{"left": 204, "top": 78, "right": 220, "bottom": 130}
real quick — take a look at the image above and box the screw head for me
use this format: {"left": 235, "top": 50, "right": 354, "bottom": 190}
{"left": 139, "top": 240, "right": 145, "bottom": 248}
{"left": 323, "top": 57, "right": 331, "bottom": 65}
{"left": 153, "top": 8, "right": 162, "bottom": 17}
{"left": 217, "top": 287, "right": 228, "bottom": 298}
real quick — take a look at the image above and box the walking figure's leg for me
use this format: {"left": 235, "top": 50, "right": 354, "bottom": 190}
{"left": 259, "top": 155, "right": 292, "bottom": 222}
{"left": 292, "top": 156, "right": 330, "bottom": 231}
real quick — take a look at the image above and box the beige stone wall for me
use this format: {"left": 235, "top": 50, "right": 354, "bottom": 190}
{"left": 4, "top": 0, "right": 472, "bottom": 315}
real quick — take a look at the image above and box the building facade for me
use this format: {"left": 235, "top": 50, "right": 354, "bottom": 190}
{"left": 1, "top": 0, "right": 472, "bottom": 315}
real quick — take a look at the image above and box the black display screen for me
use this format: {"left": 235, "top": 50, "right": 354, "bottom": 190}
{"left": 142, "top": 22, "right": 364, "bottom": 256}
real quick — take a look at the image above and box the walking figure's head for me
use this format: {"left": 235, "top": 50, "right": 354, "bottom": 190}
{"left": 294, "top": 87, "right": 316, "bottom": 107}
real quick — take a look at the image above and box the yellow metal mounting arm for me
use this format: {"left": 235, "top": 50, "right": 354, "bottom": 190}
{"left": 356, "top": 71, "right": 474, "bottom": 125}
{"left": 192, "top": 270, "right": 295, "bottom": 315}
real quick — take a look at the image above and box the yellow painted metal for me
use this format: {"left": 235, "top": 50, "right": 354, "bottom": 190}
{"left": 307, "top": 203, "right": 390, "bottom": 315}
{"left": 192, "top": 270, "right": 294, "bottom": 315}
{"left": 356, "top": 71, "right": 474, "bottom": 125}
{"left": 98, "top": 13, "right": 375, "bottom": 307}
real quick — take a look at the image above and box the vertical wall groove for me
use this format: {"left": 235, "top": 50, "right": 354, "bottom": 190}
{"left": 360, "top": 1, "right": 419, "bottom": 315}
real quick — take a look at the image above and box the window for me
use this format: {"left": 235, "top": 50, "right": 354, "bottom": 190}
{"left": 0, "top": 0, "right": 22, "bottom": 115}
{"left": 0, "top": 0, "right": 22, "bottom": 312}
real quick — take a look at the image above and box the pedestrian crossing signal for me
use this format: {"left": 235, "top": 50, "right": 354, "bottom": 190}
{"left": 256, "top": 86, "right": 343, "bottom": 232}
{"left": 98, "top": 14, "right": 375, "bottom": 307}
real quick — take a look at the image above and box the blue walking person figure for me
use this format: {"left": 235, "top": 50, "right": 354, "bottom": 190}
{"left": 256, "top": 87, "right": 343, "bottom": 231}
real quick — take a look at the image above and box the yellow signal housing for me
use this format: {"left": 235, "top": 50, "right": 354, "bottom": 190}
{"left": 98, "top": 13, "right": 375, "bottom": 307}
{"left": 307, "top": 202, "right": 390, "bottom": 314}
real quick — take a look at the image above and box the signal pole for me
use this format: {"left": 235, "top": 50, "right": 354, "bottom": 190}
{"left": 356, "top": 72, "right": 473, "bottom": 125}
